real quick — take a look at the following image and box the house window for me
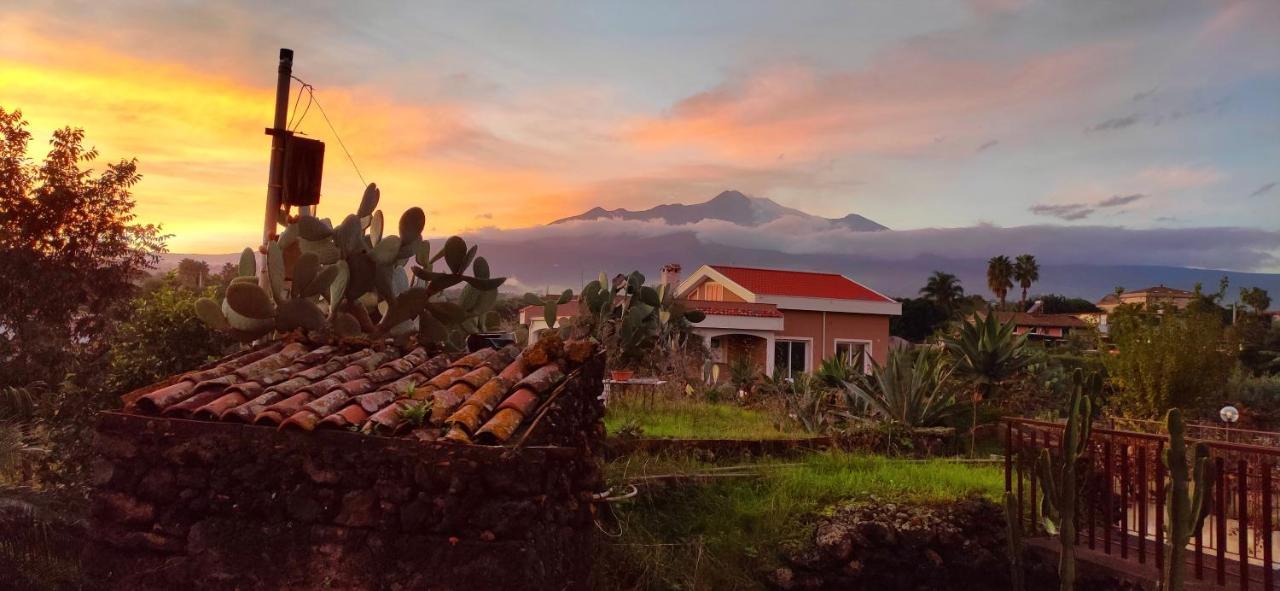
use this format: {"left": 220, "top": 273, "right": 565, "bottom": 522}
{"left": 834, "top": 340, "right": 871, "bottom": 373}
{"left": 774, "top": 339, "right": 808, "bottom": 379}
{"left": 702, "top": 282, "right": 725, "bottom": 301}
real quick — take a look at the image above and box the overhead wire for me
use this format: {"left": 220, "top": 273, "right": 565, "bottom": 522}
{"left": 289, "top": 75, "right": 367, "bottom": 187}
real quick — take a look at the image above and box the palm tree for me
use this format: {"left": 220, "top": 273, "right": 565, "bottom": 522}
{"left": 1012, "top": 254, "right": 1040, "bottom": 310}
{"left": 920, "top": 271, "right": 965, "bottom": 317}
{"left": 943, "top": 311, "right": 1030, "bottom": 456}
{"left": 987, "top": 255, "right": 1014, "bottom": 308}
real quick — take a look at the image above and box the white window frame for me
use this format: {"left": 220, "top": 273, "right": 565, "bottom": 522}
{"left": 832, "top": 338, "right": 873, "bottom": 374}
{"left": 774, "top": 337, "right": 813, "bottom": 379}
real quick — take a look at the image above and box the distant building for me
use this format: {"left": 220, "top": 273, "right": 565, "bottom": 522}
{"left": 1088, "top": 284, "right": 1198, "bottom": 335}
{"left": 519, "top": 264, "right": 901, "bottom": 378}
{"left": 982, "top": 300, "right": 1090, "bottom": 342}
{"left": 1097, "top": 285, "right": 1197, "bottom": 312}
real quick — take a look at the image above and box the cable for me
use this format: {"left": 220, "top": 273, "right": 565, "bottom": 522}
{"left": 290, "top": 75, "right": 367, "bottom": 186}
{"left": 289, "top": 83, "right": 313, "bottom": 132}
{"left": 285, "top": 83, "right": 305, "bottom": 130}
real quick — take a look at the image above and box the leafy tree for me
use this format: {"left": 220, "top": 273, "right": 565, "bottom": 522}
{"left": 1240, "top": 287, "right": 1271, "bottom": 315}
{"left": 987, "top": 255, "right": 1014, "bottom": 308}
{"left": 920, "top": 271, "right": 965, "bottom": 317}
{"left": 1106, "top": 309, "right": 1234, "bottom": 418}
{"left": 891, "top": 297, "right": 948, "bottom": 342}
{"left": 0, "top": 107, "right": 167, "bottom": 386}
{"left": 1012, "top": 254, "right": 1040, "bottom": 309}
{"left": 1026, "top": 294, "right": 1101, "bottom": 314}
{"left": 945, "top": 311, "right": 1030, "bottom": 454}
{"left": 105, "top": 277, "right": 235, "bottom": 393}
{"left": 175, "top": 258, "right": 210, "bottom": 290}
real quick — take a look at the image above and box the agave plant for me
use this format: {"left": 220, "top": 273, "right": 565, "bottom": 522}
{"left": 943, "top": 309, "right": 1030, "bottom": 454}
{"left": 842, "top": 348, "right": 961, "bottom": 428}
{"left": 195, "top": 183, "right": 505, "bottom": 349}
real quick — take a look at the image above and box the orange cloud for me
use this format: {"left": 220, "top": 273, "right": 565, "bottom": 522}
{"left": 0, "top": 18, "right": 579, "bottom": 253}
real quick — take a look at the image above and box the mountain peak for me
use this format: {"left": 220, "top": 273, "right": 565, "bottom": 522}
{"left": 551, "top": 190, "right": 887, "bottom": 231}
{"left": 709, "top": 189, "right": 750, "bottom": 203}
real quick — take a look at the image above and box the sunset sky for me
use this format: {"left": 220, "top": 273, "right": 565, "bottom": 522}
{"left": 2, "top": 0, "right": 1278, "bottom": 258}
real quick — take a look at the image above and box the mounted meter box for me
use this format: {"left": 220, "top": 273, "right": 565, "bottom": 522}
{"left": 281, "top": 135, "right": 325, "bottom": 207}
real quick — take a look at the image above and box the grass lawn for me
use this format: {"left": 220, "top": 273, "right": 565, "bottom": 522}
{"left": 604, "top": 394, "right": 808, "bottom": 439}
{"left": 593, "top": 451, "right": 1004, "bottom": 590}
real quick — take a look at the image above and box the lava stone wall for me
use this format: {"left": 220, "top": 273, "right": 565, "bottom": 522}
{"left": 84, "top": 409, "right": 602, "bottom": 590}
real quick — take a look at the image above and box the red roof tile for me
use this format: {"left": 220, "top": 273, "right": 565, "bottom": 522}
{"left": 992, "top": 311, "right": 1090, "bottom": 329}
{"left": 124, "top": 336, "right": 595, "bottom": 446}
{"left": 710, "top": 265, "right": 893, "bottom": 302}
{"left": 681, "top": 299, "right": 784, "bottom": 318}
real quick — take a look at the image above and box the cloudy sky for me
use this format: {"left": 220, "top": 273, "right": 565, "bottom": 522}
{"left": 2, "top": 0, "right": 1278, "bottom": 267}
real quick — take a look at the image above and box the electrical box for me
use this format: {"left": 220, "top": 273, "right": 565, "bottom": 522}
{"left": 281, "top": 135, "right": 324, "bottom": 207}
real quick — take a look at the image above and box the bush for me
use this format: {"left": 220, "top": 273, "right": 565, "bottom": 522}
{"left": 1224, "top": 369, "right": 1280, "bottom": 430}
{"left": 1105, "top": 310, "right": 1234, "bottom": 418}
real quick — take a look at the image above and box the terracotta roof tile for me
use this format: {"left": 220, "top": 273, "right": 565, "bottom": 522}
{"left": 681, "top": 299, "right": 784, "bottom": 318}
{"left": 123, "top": 338, "right": 588, "bottom": 446}
{"left": 709, "top": 265, "right": 894, "bottom": 302}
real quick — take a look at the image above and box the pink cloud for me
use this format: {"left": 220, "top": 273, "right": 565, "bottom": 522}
{"left": 1137, "top": 165, "right": 1225, "bottom": 191}
{"left": 624, "top": 42, "right": 1121, "bottom": 162}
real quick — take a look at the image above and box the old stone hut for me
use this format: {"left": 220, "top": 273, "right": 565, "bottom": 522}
{"left": 84, "top": 333, "right": 605, "bottom": 590}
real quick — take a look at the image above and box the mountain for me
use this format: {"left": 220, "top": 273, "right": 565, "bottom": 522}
{"left": 551, "top": 190, "right": 889, "bottom": 232}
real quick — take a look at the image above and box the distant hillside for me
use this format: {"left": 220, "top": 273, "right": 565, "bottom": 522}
{"left": 552, "top": 190, "right": 888, "bottom": 232}
{"left": 165, "top": 231, "right": 1280, "bottom": 302}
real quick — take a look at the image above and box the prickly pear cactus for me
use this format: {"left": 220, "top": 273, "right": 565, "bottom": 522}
{"left": 1035, "top": 369, "right": 1099, "bottom": 591}
{"left": 194, "top": 182, "right": 506, "bottom": 349}
{"left": 1161, "top": 408, "right": 1212, "bottom": 591}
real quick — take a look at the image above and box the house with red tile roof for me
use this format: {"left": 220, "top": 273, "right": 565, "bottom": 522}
{"left": 673, "top": 264, "right": 900, "bottom": 378}
{"left": 519, "top": 264, "right": 901, "bottom": 378}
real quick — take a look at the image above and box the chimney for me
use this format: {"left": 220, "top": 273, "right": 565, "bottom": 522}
{"left": 660, "top": 263, "right": 682, "bottom": 287}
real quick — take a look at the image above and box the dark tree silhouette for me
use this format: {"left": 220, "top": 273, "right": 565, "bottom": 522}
{"left": 0, "top": 107, "right": 168, "bottom": 386}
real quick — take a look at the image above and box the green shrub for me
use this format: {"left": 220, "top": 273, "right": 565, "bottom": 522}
{"left": 1106, "top": 310, "right": 1234, "bottom": 418}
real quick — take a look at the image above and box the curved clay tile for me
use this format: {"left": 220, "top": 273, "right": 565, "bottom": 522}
{"left": 221, "top": 391, "right": 286, "bottom": 423}
{"left": 318, "top": 404, "right": 369, "bottom": 429}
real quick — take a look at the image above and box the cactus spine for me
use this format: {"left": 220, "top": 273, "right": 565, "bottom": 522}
{"left": 1004, "top": 491, "right": 1025, "bottom": 591}
{"left": 1035, "top": 369, "right": 1098, "bottom": 591}
{"left": 1161, "top": 408, "right": 1211, "bottom": 591}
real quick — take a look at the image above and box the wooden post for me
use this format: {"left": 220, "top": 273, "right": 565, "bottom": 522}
{"left": 261, "top": 48, "right": 293, "bottom": 286}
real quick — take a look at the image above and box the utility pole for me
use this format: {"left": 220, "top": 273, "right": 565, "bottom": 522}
{"left": 261, "top": 48, "right": 293, "bottom": 287}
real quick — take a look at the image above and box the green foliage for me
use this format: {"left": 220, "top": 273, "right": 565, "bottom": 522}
{"left": 106, "top": 280, "right": 235, "bottom": 393}
{"left": 842, "top": 348, "right": 961, "bottom": 428}
{"left": 1240, "top": 286, "right": 1272, "bottom": 315}
{"left": 1105, "top": 309, "right": 1234, "bottom": 418}
{"left": 727, "top": 356, "right": 760, "bottom": 394}
{"left": 781, "top": 373, "right": 834, "bottom": 434}
{"left": 1012, "top": 254, "right": 1039, "bottom": 308}
{"left": 0, "top": 107, "right": 168, "bottom": 387}
{"left": 1005, "top": 491, "right": 1025, "bottom": 591}
{"left": 815, "top": 354, "right": 858, "bottom": 388}
{"left": 604, "top": 392, "right": 801, "bottom": 440}
{"left": 397, "top": 401, "right": 430, "bottom": 428}
{"left": 919, "top": 271, "right": 965, "bottom": 317}
{"left": 1162, "top": 408, "right": 1212, "bottom": 591}
{"left": 986, "top": 255, "right": 1014, "bottom": 307}
{"left": 1034, "top": 370, "right": 1099, "bottom": 591}
{"left": 549, "top": 270, "right": 704, "bottom": 373}
{"left": 1024, "top": 293, "right": 1101, "bottom": 314}
{"left": 945, "top": 310, "right": 1030, "bottom": 454}
{"left": 194, "top": 182, "right": 505, "bottom": 349}
{"left": 892, "top": 296, "right": 950, "bottom": 342}
{"left": 595, "top": 452, "right": 1003, "bottom": 590}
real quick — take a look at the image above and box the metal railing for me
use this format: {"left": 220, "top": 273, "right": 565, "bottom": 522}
{"left": 1005, "top": 417, "right": 1280, "bottom": 589}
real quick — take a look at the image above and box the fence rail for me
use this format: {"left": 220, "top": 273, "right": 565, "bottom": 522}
{"left": 1004, "top": 417, "right": 1280, "bottom": 590}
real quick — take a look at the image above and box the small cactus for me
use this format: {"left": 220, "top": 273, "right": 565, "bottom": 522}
{"left": 1005, "top": 491, "right": 1025, "bottom": 591}
{"left": 1035, "top": 369, "right": 1099, "bottom": 591}
{"left": 1162, "top": 408, "right": 1212, "bottom": 591}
